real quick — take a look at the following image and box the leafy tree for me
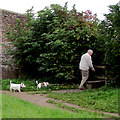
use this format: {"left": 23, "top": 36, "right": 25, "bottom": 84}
{"left": 100, "top": 3, "right": 120, "bottom": 85}
{"left": 32, "top": 4, "right": 99, "bottom": 83}
{"left": 5, "top": 8, "right": 36, "bottom": 77}
{"left": 5, "top": 3, "right": 100, "bottom": 83}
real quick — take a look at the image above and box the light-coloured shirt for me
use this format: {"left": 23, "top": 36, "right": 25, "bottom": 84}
{"left": 79, "top": 53, "right": 94, "bottom": 70}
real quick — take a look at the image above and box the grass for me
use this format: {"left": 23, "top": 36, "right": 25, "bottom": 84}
{"left": 28, "top": 90, "right": 51, "bottom": 95}
{"left": 2, "top": 94, "right": 109, "bottom": 118}
{"left": 47, "top": 99, "right": 117, "bottom": 118}
{"left": 1, "top": 79, "right": 37, "bottom": 91}
{"left": 47, "top": 87, "right": 118, "bottom": 113}
{"left": 2, "top": 79, "right": 119, "bottom": 118}
{"left": 2, "top": 79, "right": 78, "bottom": 92}
{"left": 0, "top": 92, "right": 2, "bottom": 120}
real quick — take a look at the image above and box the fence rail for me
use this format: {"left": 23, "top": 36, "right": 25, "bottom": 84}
{"left": 86, "top": 65, "right": 107, "bottom": 89}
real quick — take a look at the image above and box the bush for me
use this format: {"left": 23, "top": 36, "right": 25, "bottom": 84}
{"left": 5, "top": 3, "right": 119, "bottom": 85}
{"left": 5, "top": 3, "right": 99, "bottom": 83}
{"left": 99, "top": 3, "right": 120, "bottom": 86}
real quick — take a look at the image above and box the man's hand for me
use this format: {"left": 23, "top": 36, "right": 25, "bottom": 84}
{"left": 92, "top": 68, "right": 95, "bottom": 72}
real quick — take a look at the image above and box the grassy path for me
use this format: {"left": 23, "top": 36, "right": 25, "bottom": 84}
{"left": 2, "top": 90, "right": 120, "bottom": 118}
{"left": 2, "top": 90, "right": 55, "bottom": 108}
{"left": 49, "top": 98, "right": 119, "bottom": 117}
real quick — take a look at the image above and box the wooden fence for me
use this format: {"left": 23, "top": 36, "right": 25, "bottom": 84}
{"left": 86, "top": 66, "right": 107, "bottom": 89}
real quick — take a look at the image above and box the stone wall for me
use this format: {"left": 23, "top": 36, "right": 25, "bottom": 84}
{"left": 0, "top": 9, "right": 26, "bottom": 79}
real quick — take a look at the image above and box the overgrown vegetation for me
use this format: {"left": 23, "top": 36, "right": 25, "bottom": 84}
{"left": 99, "top": 4, "right": 120, "bottom": 85}
{"left": 2, "top": 79, "right": 78, "bottom": 91}
{"left": 4, "top": 2, "right": 120, "bottom": 85}
{"left": 47, "top": 87, "right": 118, "bottom": 113}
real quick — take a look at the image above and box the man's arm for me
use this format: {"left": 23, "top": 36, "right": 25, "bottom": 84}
{"left": 86, "top": 56, "right": 95, "bottom": 71}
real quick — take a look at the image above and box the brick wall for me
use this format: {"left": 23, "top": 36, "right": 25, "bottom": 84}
{"left": 0, "top": 9, "right": 26, "bottom": 79}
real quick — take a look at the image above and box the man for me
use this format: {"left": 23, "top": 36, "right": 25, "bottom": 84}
{"left": 79, "top": 49, "right": 95, "bottom": 90}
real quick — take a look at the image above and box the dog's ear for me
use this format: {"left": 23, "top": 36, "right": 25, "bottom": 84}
{"left": 36, "top": 81, "right": 39, "bottom": 84}
{"left": 10, "top": 81, "right": 12, "bottom": 84}
{"left": 20, "top": 83, "right": 22, "bottom": 88}
{"left": 21, "top": 83, "right": 26, "bottom": 88}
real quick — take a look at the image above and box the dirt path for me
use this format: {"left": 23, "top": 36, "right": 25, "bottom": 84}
{"left": 2, "top": 89, "right": 81, "bottom": 107}
{"left": 2, "top": 90, "right": 120, "bottom": 118}
{"left": 52, "top": 89, "right": 82, "bottom": 93}
{"left": 2, "top": 90, "right": 56, "bottom": 108}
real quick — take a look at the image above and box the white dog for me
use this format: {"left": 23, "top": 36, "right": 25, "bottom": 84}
{"left": 43, "top": 82, "right": 49, "bottom": 87}
{"left": 10, "top": 81, "right": 26, "bottom": 92}
{"left": 36, "top": 81, "right": 49, "bottom": 89}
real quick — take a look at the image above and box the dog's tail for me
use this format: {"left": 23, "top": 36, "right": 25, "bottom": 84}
{"left": 10, "top": 81, "right": 12, "bottom": 84}
{"left": 36, "top": 81, "right": 38, "bottom": 84}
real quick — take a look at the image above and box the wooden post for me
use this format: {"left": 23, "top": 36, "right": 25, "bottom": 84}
{"left": 86, "top": 65, "right": 108, "bottom": 89}
{"left": 95, "top": 65, "right": 107, "bottom": 86}
{"left": 105, "top": 68, "right": 107, "bottom": 86}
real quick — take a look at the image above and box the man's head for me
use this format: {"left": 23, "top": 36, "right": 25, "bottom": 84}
{"left": 87, "top": 49, "right": 93, "bottom": 56}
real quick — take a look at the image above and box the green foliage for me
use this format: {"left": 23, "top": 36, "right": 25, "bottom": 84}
{"left": 5, "top": 3, "right": 99, "bottom": 83}
{"left": 5, "top": 8, "right": 36, "bottom": 77}
{"left": 47, "top": 87, "right": 118, "bottom": 113}
{"left": 5, "top": 3, "right": 119, "bottom": 85}
{"left": 2, "top": 79, "right": 37, "bottom": 91}
{"left": 99, "top": 3, "right": 120, "bottom": 84}
{"left": 2, "top": 79, "right": 78, "bottom": 92}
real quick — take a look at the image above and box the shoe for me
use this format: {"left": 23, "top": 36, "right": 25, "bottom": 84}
{"left": 79, "top": 87, "right": 86, "bottom": 90}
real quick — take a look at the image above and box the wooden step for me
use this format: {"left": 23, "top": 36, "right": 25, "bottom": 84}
{"left": 95, "top": 66, "right": 106, "bottom": 69}
{"left": 95, "top": 76, "right": 107, "bottom": 80}
{"left": 87, "top": 80, "right": 105, "bottom": 84}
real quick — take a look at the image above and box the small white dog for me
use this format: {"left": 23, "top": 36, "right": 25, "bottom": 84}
{"left": 36, "top": 81, "right": 49, "bottom": 89}
{"left": 10, "top": 81, "right": 26, "bottom": 92}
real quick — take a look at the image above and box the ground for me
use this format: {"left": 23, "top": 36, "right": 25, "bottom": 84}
{"left": 2, "top": 89, "right": 80, "bottom": 108}
{"left": 2, "top": 90, "right": 119, "bottom": 117}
